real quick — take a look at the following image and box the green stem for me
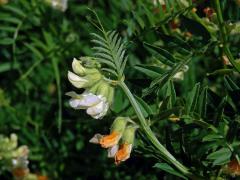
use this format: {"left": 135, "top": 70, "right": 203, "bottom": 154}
{"left": 119, "top": 81, "right": 197, "bottom": 179}
{"left": 213, "top": 0, "right": 240, "bottom": 73}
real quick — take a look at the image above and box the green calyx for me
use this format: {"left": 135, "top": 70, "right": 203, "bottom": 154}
{"left": 111, "top": 117, "right": 128, "bottom": 134}
{"left": 121, "top": 126, "right": 137, "bottom": 145}
{"left": 84, "top": 72, "right": 102, "bottom": 87}
{"left": 88, "top": 79, "right": 115, "bottom": 105}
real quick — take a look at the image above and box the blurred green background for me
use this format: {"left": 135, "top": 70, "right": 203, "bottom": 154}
{"left": 1, "top": 0, "right": 240, "bottom": 179}
{"left": 0, "top": 0, "right": 165, "bottom": 179}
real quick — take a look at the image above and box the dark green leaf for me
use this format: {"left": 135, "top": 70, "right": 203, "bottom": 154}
{"left": 134, "top": 65, "right": 164, "bottom": 79}
{"left": 135, "top": 95, "right": 154, "bottom": 117}
{"left": 0, "top": 38, "right": 14, "bottom": 45}
{"left": 207, "top": 148, "right": 231, "bottom": 165}
{"left": 153, "top": 163, "right": 187, "bottom": 179}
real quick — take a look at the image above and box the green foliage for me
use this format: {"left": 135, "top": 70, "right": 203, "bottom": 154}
{"left": 0, "top": 0, "right": 240, "bottom": 179}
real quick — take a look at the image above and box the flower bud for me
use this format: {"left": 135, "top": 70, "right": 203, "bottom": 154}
{"left": 68, "top": 71, "right": 88, "bottom": 88}
{"left": 168, "top": 114, "right": 180, "bottom": 122}
{"left": 72, "top": 58, "right": 86, "bottom": 76}
{"left": 68, "top": 71, "right": 102, "bottom": 89}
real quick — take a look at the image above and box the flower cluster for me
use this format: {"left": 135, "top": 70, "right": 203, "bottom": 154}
{"left": 89, "top": 117, "right": 137, "bottom": 165}
{"left": 66, "top": 57, "right": 114, "bottom": 119}
{"left": 0, "top": 134, "right": 47, "bottom": 180}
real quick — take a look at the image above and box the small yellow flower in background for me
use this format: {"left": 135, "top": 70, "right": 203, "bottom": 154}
{"left": 225, "top": 159, "right": 240, "bottom": 176}
{"left": 222, "top": 55, "right": 232, "bottom": 66}
{"left": 37, "top": 175, "right": 48, "bottom": 180}
{"left": 203, "top": 7, "right": 215, "bottom": 20}
{"left": 168, "top": 114, "right": 180, "bottom": 123}
{"left": 192, "top": 7, "right": 197, "bottom": 13}
{"left": 236, "top": 0, "right": 240, "bottom": 6}
{"left": 0, "top": 0, "right": 8, "bottom": 5}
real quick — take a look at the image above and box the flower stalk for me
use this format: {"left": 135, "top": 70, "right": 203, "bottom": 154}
{"left": 119, "top": 81, "right": 197, "bottom": 179}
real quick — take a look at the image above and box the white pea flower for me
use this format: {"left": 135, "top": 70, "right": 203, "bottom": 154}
{"left": 108, "top": 145, "right": 119, "bottom": 158}
{"left": 86, "top": 96, "right": 109, "bottom": 119}
{"left": 68, "top": 71, "right": 89, "bottom": 88}
{"left": 66, "top": 91, "right": 109, "bottom": 119}
{"left": 68, "top": 58, "right": 102, "bottom": 89}
{"left": 72, "top": 58, "right": 86, "bottom": 76}
{"left": 67, "top": 57, "right": 114, "bottom": 119}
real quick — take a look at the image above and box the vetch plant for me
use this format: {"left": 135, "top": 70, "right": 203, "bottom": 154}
{"left": 66, "top": 4, "right": 240, "bottom": 177}
{"left": 67, "top": 11, "right": 195, "bottom": 178}
{"left": 66, "top": 57, "right": 114, "bottom": 119}
{"left": 1, "top": 0, "right": 240, "bottom": 179}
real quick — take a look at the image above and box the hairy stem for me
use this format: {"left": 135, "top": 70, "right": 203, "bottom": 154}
{"left": 213, "top": 0, "right": 240, "bottom": 73}
{"left": 119, "top": 81, "right": 199, "bottom": 179}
